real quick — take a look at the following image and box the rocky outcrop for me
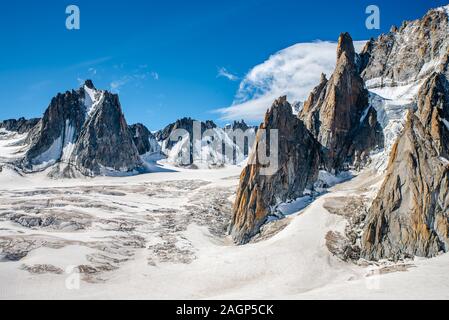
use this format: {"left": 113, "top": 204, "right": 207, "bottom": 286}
{"left": 360, "top": 7, "right": 449, "bottom": 86}
{"left": 230, "top": 97, "right": 322, "bottom": 244}
{"left": 155, "top": 118, "right": 218, "bottom": 165}
{"left": 229, "top": 120, "right": 251, "bottom": 132}
{"left": 155, "top": 118, "right": 217, "bottom": 143}
{"left": 230, "top": 33, "right": 385, "bottom": 244}
{"left": 0, "top": 118, "right": 40, "bottom": 134}
{"left": 22, "top": 80, "right": 144, "bottom": 177}
{"left": 224, "top": 120, "right": 257, "bottom": 158}
{"left": 415, "top": 72, "right": 449, "bottom": 157}
{"left": 67, "top": 91, "right": 143, "bottom": 177}
{"left": 156, "top": 118, "right": 250, "bottom": 167}
{"left": 348, "top": 107, "right": 385, "bottom": 169}
{"left": 361, "top": 73, "right": 449, "bottom": 261}
{"left": 129, "top": 123, "right": 161, "bottom": 155}
{"left": 23, "top": 87, "right": 87, "bottom": 168}
{"left": 300, "top": 33, "right": 381, "bottom": 171}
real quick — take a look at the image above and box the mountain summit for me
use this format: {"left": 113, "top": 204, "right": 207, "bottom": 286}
{"left": 22, "top": 81, "right": 144, "bottom": 177}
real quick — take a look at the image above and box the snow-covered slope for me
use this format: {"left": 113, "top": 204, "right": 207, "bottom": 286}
{"left": 1, "top": 166, "right": 448, "bottom": 299}
{"left": 367, "top": 82, "right": 422, "bottom": 170}
{"left": 0, "top": 129, "right": 28, "bottom": 162}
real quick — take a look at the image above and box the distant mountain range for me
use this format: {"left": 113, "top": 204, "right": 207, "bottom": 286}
{"left": 0, "top": 80, "right": 255, "bottom": 177}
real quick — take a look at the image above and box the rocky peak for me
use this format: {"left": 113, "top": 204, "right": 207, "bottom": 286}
{"left": 22, "top": 83, "right": 144, "bottom": 177}
{"left": 0, "top": 117, "right": 40, "bottom": 135}
{"left": 155, "top": 117, "right": 226, "bottom": 166}
{"left": 361, "top": 6, "right": 449, "bottom": 86}
{"left": 361, "top": 73, "right": 449, "bottom": 261}
{"left": 336, "top": 32, "right": 355, "bottom": 62}
{"left": 68, "top": 92, "right": 143, "bottom": 177}
{"left": 301, "top": 73, "right": 328, "bottom": 115}
{"left": 155, "top": 117, "right": 217, "bottom": 142}
{"left": 23, "top": 89, "right": 87, "bottom": 168}
{"left": 84, "top": 79, "right": 96, "bottom": 90}
{"left": 299, "top": 32, "right": 374, "bottom": 171}
{"left": 129, "top": 123, "right": 161, "bottom": 156}
{"left": 230, "top": 97, "right": 322, "bottom": 244}
{"left": 358, "top": 39, "right": 374, "bottom": 74}
{"left": 231, "top": 120, "right": 250, "bottom": 132}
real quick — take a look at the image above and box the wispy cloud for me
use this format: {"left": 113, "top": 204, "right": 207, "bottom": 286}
{"left": 88, "top": 67, "right": 97, "bottom": 76}
{"left": 66, "top": 56, "right": 113, "bottom": 71}
{"left": 109, "top": 68, "right": 159, "bottom": 93}
{"left": 110, "top": 77, "right": 129, "bottom": 92}
{"left": 215, "top": 40, "right": 367, "bottom": 122}
{"left": 217, "top": 67, "right": 239, "bottom": 81}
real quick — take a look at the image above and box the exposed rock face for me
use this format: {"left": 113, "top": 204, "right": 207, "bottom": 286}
{"left": 0, "top": 118, "right": 40, "bottom": 134}
{"left": 22, "top": 81, "right": 144, "bottom": 177}
{"left": 230, "top": 120, "right": 250, "bottom": 132}
{"left": 230, "top": 97, "right": 322, "bottom": 244}
{"left": 24, "top": 88, "right": 87, "bottom": 168}
{"left": 415, "top": 72, "right": 449, "bottom": 157}
{"left": 129, "top": 123, "right": 161, "bottom": 155}
{"left": 230, "top": 33, "right": 385, "bottom": 244}
{"left": 156, "top": 118, "right": 251, "bottom": 167}
{"left": 300, "top": 33, "right": 380, "bottom": 170}
{"left": 226, "top": 120, "right": 257, "bottom": 157}
{"left": 155, "top": 118, "right": 217, "bottom": 144}
{"left": 361, "top": 73, "right": 449, "bottom": 261}
{"left": 155, "top": 117, "right": 218, "bottom": 165}
{"left": 68, "top": 91, "right": 143, "bottom": 177}
{"left": 360, "top": 7, "right": 449, "bottom": 86}
{"left": 348, "top": 107, "right": 385, "bottom": 169}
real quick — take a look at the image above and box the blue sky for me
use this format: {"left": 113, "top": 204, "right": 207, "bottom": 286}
{"left": 0, "top": 0, "right": 447, "bottom": 130}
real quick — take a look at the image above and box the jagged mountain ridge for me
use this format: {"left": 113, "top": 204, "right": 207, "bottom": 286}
{"left": 360, "top": 5, "right": 449, "bottom": 170}
{"left": 230, "top": 97, "right": 322, "bottom": 243}
{"left": 1, "top": 82, "right": 256, "bottom": 176}
{"left": 4, "top": 80, "right": 163, "bottom": 177}
{"left": 360, "top": 6, "right": 449, "bottom": 87}
{"left": 0, "top": 118, "right": 40, "bottom": 135}
{"left": 231, "top": 5, "right": 449, "bottom": 257}
{"left": 300, "top": 33, "right": 383, "bottom": 171}
{"left": 231, "top": 33, "right": 384, "bottom": 244}
{"left": 155, "top": 117, "right": 255, "bottom": 168}
{"left": 129, "top": 123, "right": 161, "bottom": 156}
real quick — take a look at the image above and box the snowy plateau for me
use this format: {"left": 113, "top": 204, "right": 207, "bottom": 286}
{"left": 0, "top": 148, "right": 448, "bottom": 299}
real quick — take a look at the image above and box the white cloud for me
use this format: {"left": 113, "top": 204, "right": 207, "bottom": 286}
{"left": 217, "top": 67, "right": 239, "bottom": 81}
{"left": 110, "top": 76, "right": 132, "bottom": 93}
{"left": 110, "top": 70, "right": 159, "bottom": 92}
{"left": 216, "top": 40, "right": 367, "bottom": 122}
{"left": 88, "top": 67, "right": 97, "bottom": 75}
